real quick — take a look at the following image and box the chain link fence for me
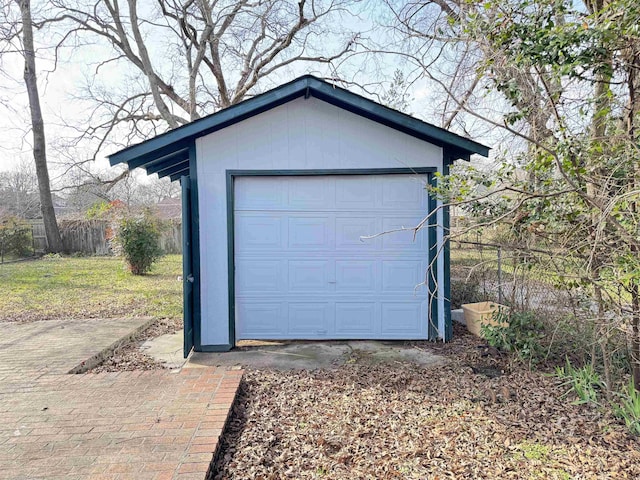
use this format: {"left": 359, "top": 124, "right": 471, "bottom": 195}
{"left": 450, "top": 237, "right": 637, "bottom": 382}
{"left": 450, "top": 239, "right": 577, "bottom": 316}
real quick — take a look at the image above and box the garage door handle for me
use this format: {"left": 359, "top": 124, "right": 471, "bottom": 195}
{"left": 328, "top": 281, "right": 336, "bottom": 284}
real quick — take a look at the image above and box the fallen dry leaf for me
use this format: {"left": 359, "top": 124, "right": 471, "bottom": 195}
{"left": 212, "top": 327, "right": 640, "bottom": 479}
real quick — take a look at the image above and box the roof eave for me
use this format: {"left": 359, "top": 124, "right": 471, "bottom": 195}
{"left": 108, "top": 75, "right": 489, "bottom": 175}
{"left": 307, "top": 78, "right": 489, "bottom": 159}
{"left": 108, "top": 77, "right": 312, "bottom": 167}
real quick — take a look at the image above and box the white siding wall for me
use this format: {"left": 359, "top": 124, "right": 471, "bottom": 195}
{"left": 196, "top": 97, "right": 445, "bottom": 346}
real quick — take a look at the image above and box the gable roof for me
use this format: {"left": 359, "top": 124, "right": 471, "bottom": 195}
{"left": 109, "top": 75, "right": 490, "bottom": 181}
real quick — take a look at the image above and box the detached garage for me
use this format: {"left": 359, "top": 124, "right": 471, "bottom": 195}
{"left": 109, "top": 75, "right": 489, "bottom": 356}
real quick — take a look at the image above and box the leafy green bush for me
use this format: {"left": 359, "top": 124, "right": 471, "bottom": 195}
{"left": 0, "top": 216, "right": 32, "bottom": 259}
{"left": 86, "top": 201, "right": 112, "bottom": 219}
{"left": 482, "top": 310, "right": 545, "bottom": 363}
{"left": 116, "top": 216, "right": 163, "bottom": 275}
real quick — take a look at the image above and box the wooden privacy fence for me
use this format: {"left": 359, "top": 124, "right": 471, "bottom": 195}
{"left": 30, "top": 219, "right": 182, "bottom": 255}
{"left": 29, "top": 220, "right": 47, "bottom": 252}
{"left": 158, "top": 221, "right": 182, "bottom": 254}
{"left": 60, "top": 220, "right": 111, "bottom": 255}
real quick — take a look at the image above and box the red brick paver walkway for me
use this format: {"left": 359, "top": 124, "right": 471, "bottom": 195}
{"left": 0, "top": 320, "right": 242, "bottom": 480}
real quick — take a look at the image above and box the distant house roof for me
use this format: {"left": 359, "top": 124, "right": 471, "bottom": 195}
{"left": 109, "top": 75, "right": 490, "bottom": 182}
{"left": 154, "top": 197, "right": 181, "bottom": 220}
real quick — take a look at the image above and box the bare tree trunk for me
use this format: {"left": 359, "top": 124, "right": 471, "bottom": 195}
{"left": 582, "top": 0, "right": 614, "bottom": 388}
{"left": 626, "top": 48, "right": 640, "bottom": 390}
{"left": 631, "top": 286, "right": 640, "bottom": 389}
{"left": 18, "top": 0, "right": 63, "bottom": 253}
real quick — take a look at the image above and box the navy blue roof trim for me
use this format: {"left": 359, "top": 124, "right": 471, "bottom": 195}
{"left": 169, "top": 168, "right": 189, "bottom": 182}
{"left": 109, "top": 75, "right": 489, "bottom": 173}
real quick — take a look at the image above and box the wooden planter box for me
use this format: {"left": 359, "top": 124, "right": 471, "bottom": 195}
{"left": 461, "top": 301, "right": 509, "bottom": 338}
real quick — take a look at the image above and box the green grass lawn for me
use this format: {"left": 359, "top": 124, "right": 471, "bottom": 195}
{"left": 0, "top": 255, "right": 183, "bottom": 322}
{"left": 451, "top": 245, "right": 550, "bottom": 281}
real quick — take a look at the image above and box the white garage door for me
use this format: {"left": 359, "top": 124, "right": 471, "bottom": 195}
{"left": 234, "top": 174, "right": 431, "bottom": 340}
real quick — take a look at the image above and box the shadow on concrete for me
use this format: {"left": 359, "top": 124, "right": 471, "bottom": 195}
{"left": 185, "top": 339, "right": 447, "bottom": 371}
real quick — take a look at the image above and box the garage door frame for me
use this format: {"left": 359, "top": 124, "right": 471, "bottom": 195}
{"left": 226, "top": 167, "right": 439, "bottom": 347}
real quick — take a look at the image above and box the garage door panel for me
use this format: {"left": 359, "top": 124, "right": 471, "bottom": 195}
{"left": 380, "top": 301, "right": 428, "bottom": 335}
{"left": 234, "top": 174, "right": 431, "bottom": 340}
{"left": 288, "top": 260, "right": 332, "bottom": 292}
{"left": 382, "top": 260, "right": 427, "bottom": 293}
{"left": 382, "top": 217, "right": 427, "bottom": 251}
{"left": 235, "top": 259, "right": 284, "bottom": 293}
{"left": 287, "top": 216, "right": 333, "bottom": 249}
{"left": 236, "top": 302, "right": 285, "bottom": 336}
{"left": 288, "top": 177, "right": 335, "bottom": 209}
{"left": 381, "top": 176, "right": 430, "bottom": 210}
{"left": 335, "top": 176, "right": 376, "bottom": 208}
{"left": 288, "top": 302, "right": 331, "bottom": 335}
{"left": 335, "top": 302, "right": 377, "bottom": 334}
{"left": 235, "top": 177, "right": 286, "bottom": 209}
{"left": 335, "top": 217, "right": 378, "bottom": 250}
{"left": 336, "top": 260, "right": 376, "bottom": 291}
{"left": 235, "top": 214, "right": 284, "bottom": 251}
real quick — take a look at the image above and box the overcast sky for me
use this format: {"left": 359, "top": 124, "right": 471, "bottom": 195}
{"left": 0, "top": 2, "right": 503, "bottom": 185}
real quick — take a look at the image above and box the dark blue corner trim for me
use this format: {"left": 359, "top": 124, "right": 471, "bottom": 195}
{"left": 187, "top": 142, "right": 204, "bottom": 353}
{"left": 427, "top": 174, "right": 439, "bottom": 341}
{"left": 108, "top": 75, "right": 489, "bottom": 178}
{"left": 442, "top": 150, "right": 453, "bottom": 342}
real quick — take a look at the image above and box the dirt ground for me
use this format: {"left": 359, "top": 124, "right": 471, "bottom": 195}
{"left": 212, "top": 326, "right": 640, "bottom": 479}
{"left": 89, "top": 316, "right": 182, "bottom": 372}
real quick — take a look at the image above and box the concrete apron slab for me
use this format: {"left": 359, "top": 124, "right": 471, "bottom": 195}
{"left": 141, "top": 330, "right": 187, "bottom": 370}
{"left": 187, "top": 340, "right": 446, "bottom": 371}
